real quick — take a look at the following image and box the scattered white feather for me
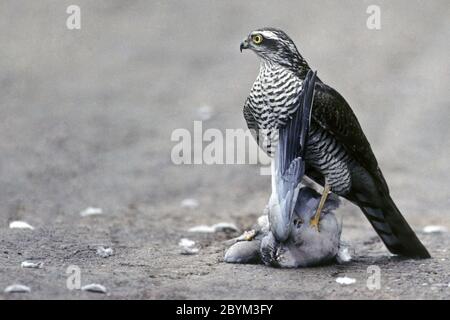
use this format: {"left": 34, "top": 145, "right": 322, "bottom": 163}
{"left": 188, "top": 222, "right": 239, "bottom": 233}
{"left": 258, "top": 215, "right": 270, "bottom": 233}
{"left": 80, "top": 207, "right": 103, "bottom": 217}
{"left": 81, "top": 283, "right": 107, "bottom": 294}
{"left": 4, "top": 284, "right": 31, "bottom": 293}
{"left": 180, "top": 198, "right": 199, "bottom": 209}
{"left": 179, "top": 238, "right": 196, "bottom": 247}
{"left": 96, "top": 246, "right": 114, "bottom": 258}
{"left": 213, "top": 222, "right": 239, "bottom": 232}
{"left": 336, "top": 277, "right": 356, "bottom": 285}
{"left": 337, "top": 247, "right": 352, "bottom": 263}
{"left": 9, "top": 221, "right": 35, "bottom": 230}
{"left": 257, "top": 215, "right": 269, "bottom": 228}
{"left": 423, "top": 225, "right": 447, "bottom": 233}
{"left": 178, "top": 238, "right": 199, "bottom": 255}
{"left": 21, "top": 261, "right": 43, "bottom": 269}
{"left": 188, "top": 225, "right": 215, "bottom": 233}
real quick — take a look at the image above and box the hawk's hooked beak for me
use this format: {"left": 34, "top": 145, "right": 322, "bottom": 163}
{"left": 240, "top": 39, "right": 249, "bottom": 52}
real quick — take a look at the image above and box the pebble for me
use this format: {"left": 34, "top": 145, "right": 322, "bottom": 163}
{"left": 96, "top": 246, "right": 114, "bottom": 258}
{"left": 178, "top": 238, "right": 199, "bottom": 255}
{"left": 80, "top": 207, "right": 103, "bottom": 217}
{"left": 4, "top": 284, "right": 31, "bottom": 293}
{"left": 336, "top": 277, "right": 356, "bottom": 285}
{"left": 81, "top": 284, "right": 107, "bottom": 294}
{"left": 21, "top": 261, "right": 44, "bottom": 269}
{"left": 423, "top": 225, "right": 447, "bottom": 234}
{"left": 9, "top": 221, "right": 34, "bottom": 230}
{"left": 188, "top": 225, "right": 215, "bottom": 233}
{"left": 179, "top": 238, "right": 195, "bottom": 247}
{"left": 188, "top": 222, "right": 239, "bottom": 233}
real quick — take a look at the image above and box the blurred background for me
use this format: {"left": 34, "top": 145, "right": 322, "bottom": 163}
{"left": 0, "top": 0, "right": 449, "bottom": 299}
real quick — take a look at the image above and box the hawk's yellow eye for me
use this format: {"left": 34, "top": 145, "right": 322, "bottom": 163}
{"left": 252, "top": 34, "right": 263, "bottom": 44}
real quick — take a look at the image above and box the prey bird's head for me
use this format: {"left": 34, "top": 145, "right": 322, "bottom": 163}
{"left": 240, "top": 28, "right": 309, "bottom": 72}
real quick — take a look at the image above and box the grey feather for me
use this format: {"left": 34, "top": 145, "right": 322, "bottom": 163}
{"left": 269, "top": 70, "right": 317, "bottom": 242}
{"left": 224, "top": 186, "right": 342, "bottom": 268}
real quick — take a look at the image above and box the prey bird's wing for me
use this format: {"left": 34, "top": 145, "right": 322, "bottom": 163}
{"left": 270, "top": 70, "right": 317, "bottom": 241}
{"left": 277, "top": 69, "right": 316, "bottom": 177}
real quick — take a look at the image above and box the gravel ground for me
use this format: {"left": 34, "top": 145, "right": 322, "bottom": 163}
{"left": 0, "top": 0, "right": 449, "bottom": 299}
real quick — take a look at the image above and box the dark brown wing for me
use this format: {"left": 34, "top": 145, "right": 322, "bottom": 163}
{"left": 311, "top": 81, "right": 430, "bottom": 258}
{"left": 311, "top": 81, "right": 389, "bottom": 192}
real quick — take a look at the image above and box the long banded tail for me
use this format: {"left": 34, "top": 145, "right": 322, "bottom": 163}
{"left": 360, "top": 196, "right": 430, "bottom": 259}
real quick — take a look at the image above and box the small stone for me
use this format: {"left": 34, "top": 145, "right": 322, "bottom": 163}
{"left": 96, "top": 246, "right": 114, "bottom": 258}
{"left": 178, "top": 238, "right": 199, "bottom": 255}
{"left": 423, "top": 225, "right": 447, "bottom": 234}
{"left": 336, "top": 277, "right": 356, "bottom": 285}
{"left": 179, "top": 238, "right": 195, "bottom": 247}
{"left": 80, "top": 207, "right": 103, "bottom": 217}
{"left": 212, "top": 222, "right": 239, "bottom": 233}
{"left": 188, "top": 222, "right": 239, "bottom": 233}
{"left": 4, "top": 284, "right": 31, "bottom": 293}
{"left": 81, "top": 283, "right": 107, "bottom": 294}
{"left": 188, "top": 225, "right": 215, "bottom": 233}
{"left": 21, "top": 261, "right": 44, "bottom": 269}
{"left": 9, "top": 221, "right": 34, "bottom": 230}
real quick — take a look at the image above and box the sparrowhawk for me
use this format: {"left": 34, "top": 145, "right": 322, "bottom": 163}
{"left": 240, "top": 27, "right": 430, "bottom": 259}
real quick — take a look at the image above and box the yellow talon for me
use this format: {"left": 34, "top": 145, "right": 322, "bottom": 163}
{"left": 309, "top": 216, "right": 320, "bottom": 232}
{"left": 310, "top": 184, "right": 331, "bottom": 233}
{"left": 243, "top": 230, "right": 256, "bottom": 241}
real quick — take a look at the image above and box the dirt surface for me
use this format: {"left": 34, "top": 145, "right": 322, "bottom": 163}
{"left": 0, "top": 1, "right": 449, "bottom": 299}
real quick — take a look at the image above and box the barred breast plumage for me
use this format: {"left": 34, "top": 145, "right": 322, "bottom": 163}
{"left": 245, "top": 61, "right": 353, "bottom": 195}
{"left": 246, "top": 61, "right": 303, "bottom": 130}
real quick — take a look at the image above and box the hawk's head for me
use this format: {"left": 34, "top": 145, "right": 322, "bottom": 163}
{"left": 240, "top": 28, "right": 308, "bottom": 71}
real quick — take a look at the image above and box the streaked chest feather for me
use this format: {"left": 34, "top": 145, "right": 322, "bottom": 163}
{"left": 247, "top": 62, "right": 303, "bottom": 129}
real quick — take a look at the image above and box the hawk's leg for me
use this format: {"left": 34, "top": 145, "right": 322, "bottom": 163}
{"left": 310, "top": 183, "right": 331, "bottom": 232}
